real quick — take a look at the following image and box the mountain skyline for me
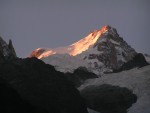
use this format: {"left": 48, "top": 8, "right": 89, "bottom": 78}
{"left": 0, "top": 0, "right": 150, "bottom": 57}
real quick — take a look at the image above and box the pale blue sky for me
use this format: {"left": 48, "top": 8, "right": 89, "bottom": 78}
{"left": 0, "top": 0, "right": 150, "bottom": 57}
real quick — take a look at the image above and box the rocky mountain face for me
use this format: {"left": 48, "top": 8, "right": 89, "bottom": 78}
{"left": 114, "top": 53, "right": 149, "bottom": 72}
{"left": 30, "top": 25, "right": 137, "bottom": 75}
{"left": 0, "top": 37, "right": 16, "bottom": 60}
{"left": 79, "top": 26, "right": 137, "bottom": 74}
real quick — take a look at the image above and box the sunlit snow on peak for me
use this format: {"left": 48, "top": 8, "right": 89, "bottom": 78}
{"left": 31, "top": 25, "right": 113, "bottom": 58}
{"left": 63, "top": 25, "right": 111, "bottom": 56}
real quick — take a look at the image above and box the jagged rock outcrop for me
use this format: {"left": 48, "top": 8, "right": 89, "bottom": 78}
{"left": 113, "top": 53, "right": 149, "bottom": 72}
{"left": 0, "top": 57, "right": 88, "bottom": 113}
{"left": 8, "top": 39, "right": 17, "bottom": 58}
{"left": 0, "top": 36, "right": 17, "bottom": 60}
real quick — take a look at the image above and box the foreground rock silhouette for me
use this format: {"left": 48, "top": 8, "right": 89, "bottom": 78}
{"left": 0, "top": 57, "right": 88, "bottom": 113}
{"left": 0, "top": 77, "right": 49, "bottom": 113}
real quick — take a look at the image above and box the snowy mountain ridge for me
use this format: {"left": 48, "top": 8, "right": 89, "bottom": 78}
{"left": 31, "top": 25, "right": 109, "bottom": 59}
{"left": 30, "top": 25, "right": 137, "bottom": 75}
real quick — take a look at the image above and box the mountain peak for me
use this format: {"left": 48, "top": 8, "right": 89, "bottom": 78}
{"left": 30, "top": 25, "right": 115, "bottom": 58}
{"left": 100, "top": 25, "right": 118, "bottom": 36}
{"left": 99, "top": 25, "right": 110, "bottom": 32}
{"left": 90, "top": 25, "right": 110, "bottom": 37}
{"left": 99, "top": 25, "right": 116, "bottom": 34}
{"left": 30, "top": 25, "right": 137, "bottom": 74}
{"left": 90, "top": 25, "right": 118, "bottom": 41}
{"left": 69, "top": 25, "right": 119, "bottom": 56}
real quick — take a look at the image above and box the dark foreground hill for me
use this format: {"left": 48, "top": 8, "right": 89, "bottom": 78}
{"left": 0, "top": 77, "right": 49, "bottom": 113}
{"left": 0, "top": 57, "right": 88, "bottom": 113}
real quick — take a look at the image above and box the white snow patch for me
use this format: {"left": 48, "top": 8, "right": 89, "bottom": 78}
{"left": 42, "top": 54, "right": 88, "bottom": 73}
{"left": 110, "top": 39, "right": 120, "bottom": 45}
{"left": 88, "top": 108, "right": 101, "bottom": 113}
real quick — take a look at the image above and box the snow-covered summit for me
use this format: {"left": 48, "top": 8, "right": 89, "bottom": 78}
{"left": 30, "top": 25, "right": 137, "bottom": 74}
{"left": 30, "top": 25, "right": 110, "bottom": 59}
